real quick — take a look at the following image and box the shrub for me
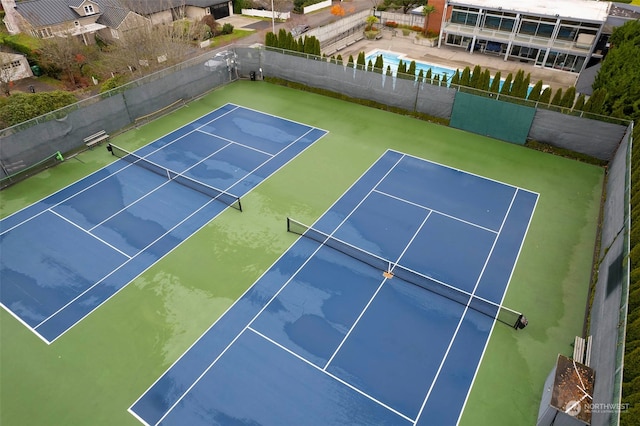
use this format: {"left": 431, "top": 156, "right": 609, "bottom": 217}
{"left": 221, "top": 23, "right": 234, "bottom": 35}
{"left": 100, "top": 75, "right": 127, "bottom": 93}
{"left": 411, "top": 25, "right": 422, "bottom": 32}
{"left": 385, "top": 21, "right": 398, "bottom": 28}
{"left": 0, "top": 91, "right": 77, "bottom": 127}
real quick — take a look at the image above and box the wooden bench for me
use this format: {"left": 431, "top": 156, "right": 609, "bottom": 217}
{"left": 573, "top": 335, "right": 592, "bottom": 366}
{"left": 84, "top": 130, "right": 110, "bottom": 148}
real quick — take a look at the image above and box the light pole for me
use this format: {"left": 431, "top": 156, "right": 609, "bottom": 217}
{"left": 271, "top": 0, "right": 275, "bottom": 34}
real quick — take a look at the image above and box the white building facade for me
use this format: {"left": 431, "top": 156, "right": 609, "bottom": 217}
{"left": 438, "top": 0, "right": 611, "bottom": 74}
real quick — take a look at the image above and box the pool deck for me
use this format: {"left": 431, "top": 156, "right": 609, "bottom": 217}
{"left": 338, "top": 31, "right": 579, "bottom": 90}
{"left": 225, "top": 9, "right": 579, "bottom": 91}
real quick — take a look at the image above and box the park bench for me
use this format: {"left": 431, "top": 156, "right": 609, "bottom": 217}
{"left": 84, "top": 130, "right": 110, "bottom": 148}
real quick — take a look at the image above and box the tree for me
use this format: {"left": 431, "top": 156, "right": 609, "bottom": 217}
{"left": 450, "top": 70, "right": 460, "bottom": 86}
{"left": 459, "top": 66, "right": 471, "bottom": 86}
{"left": 573, "top": 93, "right": 586, "bottom": 111}
{"left": 478, "top": 69, "right": 491, "bottom": 91}
{"left": 367, "top": 59, "right": 373, "bottom": 72}
{"left": 469, "top": 65, "right": 482, "bottom": 88}
{"left": 407, "top": 60, "right": 417, "bottom": 79}
{"left": 527, "top": 80, "right": 543, "bottom": 101}
{"left": 593, "top": 20, "right": 640, "bottom": 122}
{"left": 550, "top": 88, "right": 563, "bottom": 107}
{"left": 500, "top": 72, "right": 513, "bottom": 95}
{"left": 422, "top": 4, "right": 436, "bottom": 36}
{"left": 38, "top": 33, "right": 87, "bottom": 87}
{"left": 347, "top": 55, "right": 355, "bottom": 68}
{"left": 489, "top": 71, "right": 501, "bottom": 93}
{"left": 365, "top": 15, "right": 379, "bottom": 31}
{"left": 386, "top": 65, "right": 392, "bottom": 76}
{"left": 356, "top": 51, "right": 366, "bottom": 70}
{"left": 417, "top": 69, "right": 424, "bottom": 83}
{"left": 381, "top": 0, "right": 427, "bottom": 14}
{"left": 374, "top": 55, "right": 384, "bottom": 74}
{"left": 560, "top": 86, "right": 576, "bottom": 108}
{"left": 330, "top": 4, "right": 346, "bottom": 16}
{"left": 539, "top": 87, "right": 552, "bottom": 104}
{"left": 583, "top": 88, "right": 607, "bottom": 114}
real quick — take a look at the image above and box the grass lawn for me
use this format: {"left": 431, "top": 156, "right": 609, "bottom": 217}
{"left": 0, "top": 81, "right": 603, "bottom": 425}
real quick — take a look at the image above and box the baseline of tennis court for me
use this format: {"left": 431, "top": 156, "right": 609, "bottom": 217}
{"left": 130, "top": 149, "right": 538, "bottom": 425}
{"left": 0, "top": 104, "right": 327, "bottom": 344}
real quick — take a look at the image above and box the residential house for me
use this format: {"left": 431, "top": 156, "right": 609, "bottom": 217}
{"left": 0, "top": 51, "right": 34, "bottom": 84}
{"left": 116, "top": 0, "right": 233, "bottom": 26}
{"left": 2, "top": 0, "right": 150, "bottom": 43}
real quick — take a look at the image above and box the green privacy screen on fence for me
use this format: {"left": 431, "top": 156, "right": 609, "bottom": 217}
{"left": 449, "top": 91, "right": 536, "bottom": 145}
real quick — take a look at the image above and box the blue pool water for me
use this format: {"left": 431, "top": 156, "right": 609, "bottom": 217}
{"left": 365, "top": 50, "right": 457, "bottom": 80}
{"left": 366, "top": 49, "right": 536, "bottom": 95}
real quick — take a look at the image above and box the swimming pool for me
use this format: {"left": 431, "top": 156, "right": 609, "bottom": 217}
{"left": 365, "top": 49, "right": 457, "bottom": 80}
{"left": 365, "top": 49, "right": 537, "bottom": 94}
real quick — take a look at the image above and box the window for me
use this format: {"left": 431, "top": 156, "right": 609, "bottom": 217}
{"left": 74, "top": 21, "right": 80, "bottom": 27}
{"left": 205, "top": 7, "right": 211, "bottom": 15}
{"left": 450, "top": 7, "right": 479, "bottom": 26}
{"left": 518, "top": 16, "right": 556, "bottom": 39}
{"left": 84, "top": 4, "right": 95, "bottom": 15}
{"left": 35, "top": 27, "right": 53, "bottom": 38}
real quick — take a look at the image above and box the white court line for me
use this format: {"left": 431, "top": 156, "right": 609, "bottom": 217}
{"left": 249, "top": 327, "right": 414, "bottom": 423}
{"left": 35, "top": 126, "right": 314, "bottom": 342}
{"left": 323, "top": 210, "right": 432, "bottom": 370}
{"left": 455, "top": 188, "right": 539, "bottom": 425}
{"left": 195, "top": 129, "right": 276, "bottom": 157}
{"left": 133, "top": 150, "right": 399, "bottom": 424}
{"left": 374, "top": 189, "right": 500, "bottom": 234}
{"left": 413, "top": 188, "right": 518, "bottom": 425}
{"left": 0, "top": 301, "right": 51, "bottom": 344}
{"left": 48, "top": 209, "right": 131, "bottom": 259}
{"left": 387, "top": 149, "right": 540, "bottom": 196}
{"left": 129, "top": 149, "right": 392, "bottom": 423}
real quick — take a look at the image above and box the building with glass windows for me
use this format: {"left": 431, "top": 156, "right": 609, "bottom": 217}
{"left": 436, "top": 0, "right": 611, "bottom": 74}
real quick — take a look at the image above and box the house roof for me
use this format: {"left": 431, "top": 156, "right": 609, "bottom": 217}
{"left": 448, "top": 0, "right": 611, "bottom": 23}
{"left": 15, "top": 0, "right": 92, "bottom": 27}
{"left": 14, "top": 0, "right": 136, "bottom": 29}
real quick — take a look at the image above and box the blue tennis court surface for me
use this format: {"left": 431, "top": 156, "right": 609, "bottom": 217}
{"left": 0, "top": 104, "right": 326, "bottom": 344}
{"left": 129, "top": 150, "right": 538, "bottom": 425}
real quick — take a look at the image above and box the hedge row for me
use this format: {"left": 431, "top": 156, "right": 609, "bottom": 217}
{"left": 621, "top": 123, "right": 640, "bottom": 425}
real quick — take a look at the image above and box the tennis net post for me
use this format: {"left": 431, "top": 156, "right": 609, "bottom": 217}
{"left": 287, "top": 217, "right": 528, "bottom": 329}
{"left": 107, "top": 143, "right": 242, "bottom": 211}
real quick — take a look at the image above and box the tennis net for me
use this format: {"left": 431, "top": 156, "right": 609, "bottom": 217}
{"left": 287, "top": 217, "right": 527, "bottom": 329}
{"left": 107, "top": 144, "right": 242, "bottom": 211}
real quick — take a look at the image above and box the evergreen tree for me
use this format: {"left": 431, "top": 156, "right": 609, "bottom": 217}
{"left": 407, "top": 61, "right": 417, "bottom": 80}
{"left": 574, "top": 93, "right": 586, "bottom": 111}
{"left": 425, "top": 68, "right": 433, "bottom": 84}
{"left": 417, "top": 69, "right": 424, "bottom": 83}
{"left": 313, "top": 37, "right": 321, "bottom": 56}
{"left": 278, "top": 28, "right": 288, "bottom": 49}
{"left": 367, "top": 59, "right": 373, "bottom": 72}
{"left": 561, "top": 86, "right": 576, "bottom": 108}
{"left": 347, "top": 55, "right": 355, "bottom": 68}
{"left": 469, "top": 65, "right": 482, "bottom": 88}
{"left": 511, "top": 70, "right": 525, "bottom": 98}
{"left": 539, "top": 87, "right": 552, "bottom": 104}
{"left": 521, "top": 73, "right": 531, "bottom": 98}
{"left": 374, "top": 55, "right": 384, "bottom": 74}
{"left": 527, "top": 80, "right": 543, "bottom": 101}
{"left": 460, "top": 66, "right": 471, "bottom": 86}
{"left": 450, "top": 70, "right": 460, "bottom": 86}
{"left": 386, "top": 65, "right": 393, "bottom": 76}
{"left": 584, "top": 88, "right": 607, "bottom": 114}
{"left": 550, "top": 88, "right": 563, "bottom": 106}
{"left": 489, "top": 71, "right": 501, "bottom": 93}
{"left": 336, "top": 54, "right": 343, "bottom": 66}
{"left": 500, "top": 73, "right": 513, "bottom": 95}
{"left": 479, "top": 69, "right": 491, "bottom": 91}
{"left": 356, "top": 51, "right": 366, "bottom": 70}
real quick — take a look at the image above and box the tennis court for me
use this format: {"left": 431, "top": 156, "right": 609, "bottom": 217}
{"left": 0, "top": 103, "right": 327, "bottom": 343}
{"left": 130, "top": 149, "right": 537, "bottom": 425}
